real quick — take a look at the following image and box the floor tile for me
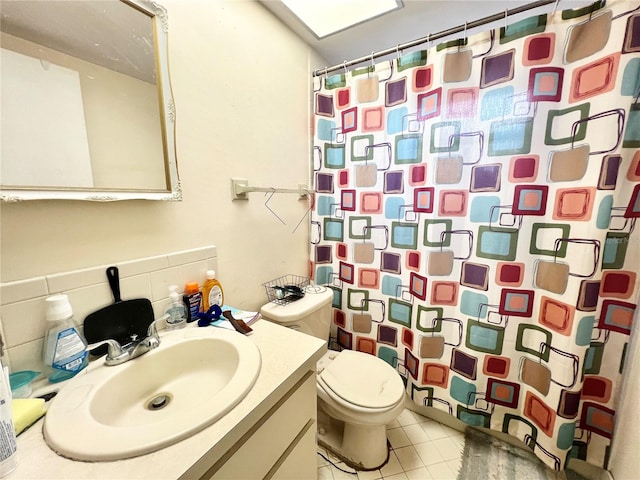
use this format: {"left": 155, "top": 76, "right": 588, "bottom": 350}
{"left": 330, "top": 462, "right": 358, "bottom": 479}
{"left": 431, "top": 436, "right": 463, "bottom": 461}
{"left": 450, "top": 432, "right": 465, "bottom": 449}
{"left": 318, "top": 412, "right": 469, "bottom": 480}
{"left": 410, "top": 411, "right": 430, "bottom": 422}
{"left": 383, "top": 473, "right": 409, "bottom": 480}
{"left": 356, "top": 468, "right": 382, "bottom": 480}
{"left": 321, "top": 446, "right": 344, "bottom": 466}
{"left": 396, "top": 409, "right": 422, "bottom": 427}
{"left": 380, "top": 450, "right": 404, "bottom": 477}
{"left": 318, "top": 465, "right": 333, "bottom": 480}
{"left": 413, "top": 441, "right": 446, "bottom": 467}
{"left": 405, "top": 466, "right": 434, "bottom": 480}
{"left": 440, "top": 423, "right": 462, "bottom": 438}
{"left": 402, "top": 423, "right": 430, "bottom": 445}
{"left": 419, "top": 420, "right": 450, "bottom": 440}
{"left": 446, "top": 457, "right": 463, "bottom": 476}
{"left": 394, "top": 446, "right": 424, "bottom": 471}
{"left": 426, "top": 461, "right": 458, "bottom": 480}
{"left": 386, "top": 418, "right": 400, "bottom": 430}
{"left": 387, "top": 426, "right": 412, "bottom": 449}
{"left": 317, "top": 450, "right": 331, "bottom": 467}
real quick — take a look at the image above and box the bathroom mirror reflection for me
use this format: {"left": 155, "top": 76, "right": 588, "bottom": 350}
{"left": 0, "top": 0, "right": 181, "bottom": 202}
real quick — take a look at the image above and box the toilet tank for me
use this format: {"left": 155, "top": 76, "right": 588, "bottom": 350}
{"left": 260, "top": 286, "right": 333, "bottom": 341}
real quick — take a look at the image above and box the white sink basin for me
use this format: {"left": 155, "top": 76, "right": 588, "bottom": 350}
{"left": 44, "top": 326, "right": 261, "bottom": 461}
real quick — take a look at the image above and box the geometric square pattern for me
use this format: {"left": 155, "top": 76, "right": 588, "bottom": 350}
{"left": 481, "top": 49, "right": 516, "bottom": 88}
{"left": 528, "top": 67, "right": 564, "bottom": 102}
{"left": 312, "top": 1, "right": 639, "bottom": 472}
{"left": 512, "top": 185, "right": 548, "bottom": 216}
{"left": 523, "top": 34, "right": 555, "bottom": 66}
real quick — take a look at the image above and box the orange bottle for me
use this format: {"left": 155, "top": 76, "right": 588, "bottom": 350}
{"left": 184, "top": 282, "right": 202, "bottom": 322}
{"left": 203, "top": 270, "right": 225, "bottom": 310}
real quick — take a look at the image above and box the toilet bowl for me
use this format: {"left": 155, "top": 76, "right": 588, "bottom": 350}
{"left": 316, "top": 349, "right": 405, "bottom": 469}
{"left": 260, "top": 286, "right": 405, "bottom": 470}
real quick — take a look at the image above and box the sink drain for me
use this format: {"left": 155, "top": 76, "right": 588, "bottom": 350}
{"left": 146, "top": 393, "right": 172, "bottom": 411}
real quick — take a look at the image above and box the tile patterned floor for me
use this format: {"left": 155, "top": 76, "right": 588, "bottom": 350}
{"left": 317, "top": 409, "right": 465, "bottom": 480}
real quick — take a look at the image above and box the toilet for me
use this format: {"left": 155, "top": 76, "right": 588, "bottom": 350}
{"left": 260, "top": 285, "right": 405, "bottom": 470}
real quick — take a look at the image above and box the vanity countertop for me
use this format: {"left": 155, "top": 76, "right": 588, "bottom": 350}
{"left": 9, "top": 320, "right": 326, "bottom": 479}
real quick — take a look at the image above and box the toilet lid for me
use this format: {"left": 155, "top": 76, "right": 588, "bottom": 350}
{"left": 318, "top": 350, "right": 404, "bottom": 409}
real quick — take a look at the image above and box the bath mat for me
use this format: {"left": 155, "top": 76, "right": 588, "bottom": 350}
{"left": 457, "top": 428, "right": 589, "bottom": 480}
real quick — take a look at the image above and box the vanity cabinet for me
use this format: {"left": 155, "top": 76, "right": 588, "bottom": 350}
{"left": 13, "top": 321, "right": 325, "bottom": 480}
{"left": 203, "top": 371, "right": 317, "bottom": 480}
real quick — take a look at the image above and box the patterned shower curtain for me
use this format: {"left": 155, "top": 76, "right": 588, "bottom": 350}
{"left": 310, "top": 0, "right": 640, "bottom": 471}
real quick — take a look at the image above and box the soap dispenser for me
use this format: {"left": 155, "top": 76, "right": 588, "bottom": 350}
{"left": 165, "top": 285, "right": 187, "bottom": 330}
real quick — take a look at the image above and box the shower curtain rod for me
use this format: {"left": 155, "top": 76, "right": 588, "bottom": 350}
{"left": 312, "top": 0, "right": 559, "bottom": 77}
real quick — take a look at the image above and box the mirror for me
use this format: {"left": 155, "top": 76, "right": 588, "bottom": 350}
{"left": 0, "top": 0, "right": 181, "bottom": 202}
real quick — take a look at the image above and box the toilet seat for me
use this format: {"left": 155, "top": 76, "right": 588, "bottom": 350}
{"left": 318, "top": 350, "right": 404, "bottom": 412}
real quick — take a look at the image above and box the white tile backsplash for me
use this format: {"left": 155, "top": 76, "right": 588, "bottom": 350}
{"left": 117, "top": 274, "right": 153, "bottom": 301}
{"left": 0, "top": 277, "right": 48, "bottom": 304}
{"left": 116, "top": 255, "right": 169, "bottom": 278}
{"left": 46, "top": 265, "right": 110, "bottom": 293}
{"left": 167, "top": 246, "right": 215, "bottom": 267}
{"left": 65, "top": 283, "right": 117, "bottom": 323}
{"left": 8, "top": 339, "right": 44, "bottom": 374}
{"left": 149, "top": 266, "right": 184, "bottom": 301}
{"left": 0, "top": 246, "right": 217, "bottom": 374}
{"left": 179, "top": 261, "right": 212, "bottom": 291}
{"left": 0, "top": 297, "right": 49, "bottom": 347}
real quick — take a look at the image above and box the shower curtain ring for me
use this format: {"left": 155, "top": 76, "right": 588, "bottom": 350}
{"left": 343, "top": 61, "right": 348, "bottom": 76}
{"left": 552, "top": 0, "right": 560, "bottom": 16}
{"left": 367, "top": 52, "right": 375, "bottom": 77}
{"left": 458, "top": 22, "right": 467, "bottom": 51}
{"left": 396, "top": 44, "right": 401, "bottom": 60}
{"left": 504, "top": 9, "right": 508, "bottom": 31}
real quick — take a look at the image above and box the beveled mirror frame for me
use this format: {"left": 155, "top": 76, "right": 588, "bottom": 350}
{"left": 0, "top": 0, "right": 182, "bottom": 202}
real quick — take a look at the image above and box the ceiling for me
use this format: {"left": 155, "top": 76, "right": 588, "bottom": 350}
{"left": 259, "top": 0, "right": 593, "bottom": 73}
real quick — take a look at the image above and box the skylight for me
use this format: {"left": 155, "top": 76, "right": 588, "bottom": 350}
{"left": 281, "top": 0, "right": 403, "bottom": 39}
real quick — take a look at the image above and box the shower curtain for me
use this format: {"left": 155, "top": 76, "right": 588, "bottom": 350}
{"left": 310, "top": 0, "right": 640, "bottom": 471}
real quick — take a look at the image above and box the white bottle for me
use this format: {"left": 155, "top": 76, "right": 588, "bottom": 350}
{"left": 165, "top": 285, "right": 187, "bottom": 330}
{"left": 0, "top": 359, "right": 17, "bottom": 477}
{"left": 43, "top": 295, "right": 88, "bottom": 383}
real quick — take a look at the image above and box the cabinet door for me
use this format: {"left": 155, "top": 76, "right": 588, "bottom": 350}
{"left": 269, "top": 425, "right": 317, "bottom": 480}
{"left": 206, "top": 372, "right": 316, "bottom": 480}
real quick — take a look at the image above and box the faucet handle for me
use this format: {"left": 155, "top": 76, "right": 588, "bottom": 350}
{"left": 86, "top": 339, "right": 124, "bottom": 358}
{"left": 146, "top": 317, "right": 165, "bottom": 337}
{"left": 138, "top": 318, "right": 163, "bottom": 349}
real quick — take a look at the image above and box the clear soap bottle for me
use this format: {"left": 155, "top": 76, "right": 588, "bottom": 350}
{"left": 165, "top": 285, "right": 187, "bottom": 330}
{"left": 203, "top": 270, "right": 224, "bottom": 310}
{"left": 43, "top": 295, "right": 88, "bottom": 383}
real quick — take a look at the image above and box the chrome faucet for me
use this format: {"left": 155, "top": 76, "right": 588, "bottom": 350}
{"left": 86, "top": 318, "right": 162, "bottom": 366}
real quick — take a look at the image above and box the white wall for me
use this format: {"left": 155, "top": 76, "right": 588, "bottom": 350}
{"left": 0, "top": 0, "right": 325, "bottom": 310}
